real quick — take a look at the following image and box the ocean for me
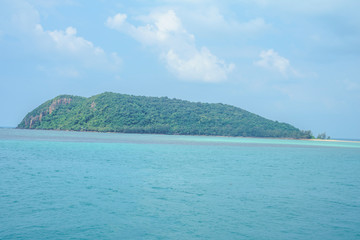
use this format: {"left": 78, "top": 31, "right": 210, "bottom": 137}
{"left": 1, "top": 128, "right": 359, "bottom": 239}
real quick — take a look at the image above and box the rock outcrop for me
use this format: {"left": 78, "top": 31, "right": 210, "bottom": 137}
{"left": 22, "top": 97, "right": 72, "bottom": 128}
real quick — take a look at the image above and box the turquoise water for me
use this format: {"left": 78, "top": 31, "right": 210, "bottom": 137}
{"left": 1, "top": 129, "right": 360, "bottom": 239}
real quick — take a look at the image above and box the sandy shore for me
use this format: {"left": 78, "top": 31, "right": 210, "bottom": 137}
{"left": 304, "top": 139, "right": 360, "bottom": 143}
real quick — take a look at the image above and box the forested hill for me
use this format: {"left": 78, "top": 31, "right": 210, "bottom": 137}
{"left": 17, "top": 92, "right": 313, "bottom": 138}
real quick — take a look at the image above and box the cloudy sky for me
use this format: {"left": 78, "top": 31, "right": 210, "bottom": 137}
{"left": 1, "top": 0, "right": 359, "bottom": 139}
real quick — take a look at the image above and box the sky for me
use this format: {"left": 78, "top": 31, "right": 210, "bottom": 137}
{"left": 1, "top": 0, "right": 359, "bottom": 139}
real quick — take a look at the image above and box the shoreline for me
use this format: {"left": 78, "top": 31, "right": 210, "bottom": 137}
{"left": 8, "top": 127, "right": 360, "bottom": 143}
{"left": 304, "top": 138, "right": 360, "bottom": 143}
{"left": 12, "top": 127, "right": 311, "bottom": 140}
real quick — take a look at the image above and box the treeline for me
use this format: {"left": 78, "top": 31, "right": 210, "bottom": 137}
{"left": 18, "top": 92, "right": 313, "bottom": 139}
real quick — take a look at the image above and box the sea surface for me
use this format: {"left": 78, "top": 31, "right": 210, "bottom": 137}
{"left": 1, "top": 128, "right": 360, "bottom": 240}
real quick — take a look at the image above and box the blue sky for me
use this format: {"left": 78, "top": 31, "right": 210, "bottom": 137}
{"left": 1, "top": 0, "right": 359, "bottom": 138}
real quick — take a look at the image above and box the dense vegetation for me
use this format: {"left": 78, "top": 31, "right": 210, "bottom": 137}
{"left": 317, "top": 132, "right": 330, "bottom": 140}
{"left": 17, "top": 92, "right": 313, "bottom": 138}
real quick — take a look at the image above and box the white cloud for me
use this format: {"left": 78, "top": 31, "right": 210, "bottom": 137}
{"left": 33, "top": 24, "right": 121, "bottom": 71}
{"left": 36, "top": 25, "right": 98, "bottom": 53}
{"left": 107, "top": 10, "right": 191, "bottom": 47}
{"left": 0, "top": 0, "right": 40, "bottom": 34}
{"left": 161, "top": 0, "right": 209, "bottom": 3}
{"left": 254, "top": 49, "right": 296, "bottom": 76}
{"left": 3, "top": 0, "right": 121, "bottom": 73}
{"left": 242, "top": 0, "right": 347, "bottom": 13}
{"left": 106, "top": 10, "right": 234, "bottom": 82}
{"left": 178, "top": 6, "right": 271, "bottom": 35}
{"left": 237, "top": 18, "right": 269, "bottom": 33}
{"left": 165, "top": 48, "right": 235, "bottom": 82}
{"left": 106, "top": 13, "right": 127, "bottom": 30}
{"left": 343, "top": 79, "right": 360, "bottom": 91}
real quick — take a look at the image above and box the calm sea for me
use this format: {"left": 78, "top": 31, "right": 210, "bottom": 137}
{"left": 1, "top": 128, "right": 359, "bottom": 240}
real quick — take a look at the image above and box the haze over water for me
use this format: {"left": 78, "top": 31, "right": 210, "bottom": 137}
{"left": 1, "top": 129, "right": 359, "bottom": 239}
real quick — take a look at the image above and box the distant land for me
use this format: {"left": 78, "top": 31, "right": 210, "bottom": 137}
{"left": 17, "top": 92, "right": 313, "bottom": 139}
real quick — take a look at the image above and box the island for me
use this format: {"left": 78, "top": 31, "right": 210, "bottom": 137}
{"left": 17, "top": 92, "right": 313, "bottom": 139}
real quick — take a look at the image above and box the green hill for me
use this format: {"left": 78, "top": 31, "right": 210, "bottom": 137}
{"left": 17, "top": 92, "right": 313, "bottom": 138}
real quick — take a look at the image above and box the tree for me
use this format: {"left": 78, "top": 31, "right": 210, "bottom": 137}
{"left": 317, "top": 132, "right": 327, "bottom": 139}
